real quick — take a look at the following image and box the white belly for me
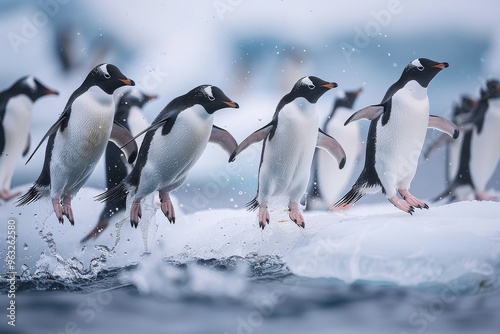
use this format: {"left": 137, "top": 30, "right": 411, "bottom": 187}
{"left": 318, "top": 108, "right": 362, "bottom": 204}
{"left": 259, "top": 98, "right": 319, "bottom": 203}
{"left": 469, "top": 100, "right": 500, "bottom": 191}
{"left": 375, "top": 81, "right": 429, "bottom": 195}
{"left": 138, "top": 105, "right": 213, "bottom": 194}
{"left": 0, "top": 95, "right": 33, "bottom": 189}
{"left": 127, "top": 106, "right": 149, "bottom": 148}
{"left": 50, "top": 87, "right": 115, "bottom": 196}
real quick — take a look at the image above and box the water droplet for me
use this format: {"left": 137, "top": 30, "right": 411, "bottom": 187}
{"left": 480, "top": 57, "right": 485, "bottom": 63}
{"left": 388, "top": 53, "right": 391, "bottom": 57}
{"left": 23, "top": 243, "right": 28, "bottom": 250}
{"left": 230, "top": 198, "right": 234, "bottom": 202}
{"left": 393, "top": 63, "right": 397, "bottom": 67}
{"left": 238, "top": 191, "right": 243, "bottom": 195}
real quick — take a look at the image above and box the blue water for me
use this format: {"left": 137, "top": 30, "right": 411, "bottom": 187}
{"left": 2, "top": 254, "right": 500, "bottom": 334}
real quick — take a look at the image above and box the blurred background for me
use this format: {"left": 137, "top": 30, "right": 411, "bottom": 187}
{"left": 1, "top": 0, "right": 499, "bottom": 211}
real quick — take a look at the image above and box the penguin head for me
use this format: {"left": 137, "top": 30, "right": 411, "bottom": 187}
{"left": 453, "top": 95, "right": 477, "bottom": 118}
{"left": 118, "top": 88, "right": 157, "bottom": 109}
{"left": 334, "top": 87, "right": 363, "bottom": 110}
{"left": 291, "top": 76, "right": 337, "bottom": 103}
{"left": 400, "top": 58, "right": 449, "bottom": 88}
{"left": 191, "top": 85, "right": 239, "bottom": 114}
{"left": 87, "top": 63, "right": 135, "bottom": 95}
{"left": 10, "top": 76, "right": 59, "bottom": 101}
{"left": 483, "top": 79, "right": 500, "bottom": 99}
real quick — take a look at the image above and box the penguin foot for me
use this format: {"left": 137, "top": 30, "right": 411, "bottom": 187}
{"left": 475, "top": 192, "right": 499, "bottom": 201}
{"left": 159, "top": 191, "right": 175, "bottom": 224}
{"left": 258, "top": 206, "right": 270, "bottom": 229}
{"left": 52, "top": 198, "right": 64, "bottom": 224}
{"left": 388, "top": 196, "right": 415, "bottom": 215}
{"left": 399, "top": 189, "right": 429, "bottom": 209}
{"left": 289, "top": 209, "right": 305, "bottom": 228}
{"left": 0, "top": 190, "right": 21, "bottom": 201}
{"left": 130, "top": 201, "right": 142, "bottom": 228}
{"left": 62, "top": 197, "right": 75, "bottom": 225}
{"left": 328, "top": 203, "right": 352, "bottom": 212}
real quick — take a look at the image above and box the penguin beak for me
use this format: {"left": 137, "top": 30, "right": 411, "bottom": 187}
{"left": 353, "top": 87, "right": 363, "bottom": 95}
{"left": 144, "top": 94, "right": 158, "bottom": 102}
{"left": 321, "top": 82, "right": 338, "bottom": 89}
{"left": 432, "top": 62, "right": 449, "bottom": 69}
{"left": 45, "top": 88, "right": 59, "bottom": 95}
{"left": 119, "top": 78, "right": 135, "bottom": 86}
{"left": 223, "top": 101, "right": 239, "bottom": 108}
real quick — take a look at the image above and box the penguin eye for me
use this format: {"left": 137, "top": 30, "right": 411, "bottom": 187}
{"left": 207, "top": 95, "right": 215, "bottom": 101}
{"left": 308, "top": 84, "right": 315, "bottom": 89}
{"left": 417, "top": 66, "right": 424, "bottom": 71}
{"left": 103, "top": 73, "right": 111, "bottom": 79}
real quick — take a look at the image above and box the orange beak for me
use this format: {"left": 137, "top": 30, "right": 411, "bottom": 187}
{"left": 119, "top": 78, "right": 135, "bottom": 86}
{"left": 433, "top": 63, "right": 449, "bottom": 69}
{"left": 322, "top": 82, "right": 338, "bottom": 89}
{"left": 223, "top": 101, "right": 239, "bottom": 108}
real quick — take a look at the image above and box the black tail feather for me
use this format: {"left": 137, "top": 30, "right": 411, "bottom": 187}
{"left": 246, "top": 196, "right": 259, "bottom": 211}
{"left": 94, "top": 183, "right": 129, "bottom": 203}
{"left": 334, "top": 186, "right": 365, "bottom": 208}
{"left": 431, "top": 183, "right": 457, "bottom": 203}
{"left": 16, "top": 186, "right": 43, "bottom": 206}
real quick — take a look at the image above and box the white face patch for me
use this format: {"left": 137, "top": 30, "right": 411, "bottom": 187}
{"left": 98, "top": 64, "right": 111, "bottom": 78}
{"left": 24, "top": 76, "right": 37, "bottom": 91}
{"left": 301, "top": 77, "right": 314, "bottom": 87}
{"left": 203, "top": 86, "right": 215, "bottom": 101}
{"left": 410, "top": 59, "right": 425, "bottom": 71}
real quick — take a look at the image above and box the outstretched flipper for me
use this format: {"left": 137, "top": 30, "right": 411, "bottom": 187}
{"left": 229, "top": 122, "right": 273, "bottom": 162}
{"left": 209, "top": 125, "right": 238, "bottom": 156}
{"left": 428, "top": 115, "right": 459, "bottom": 139}
{"left": 110, "top": 121, "right": 138, "bottom": 164}
{"left": 344, "top": 105, "right": 385, "bottom": 126}
{"left": 316, "top": 129, "right": 346, "bottom": 169}
{"left": 25, "top": 112, "right": 68, "bottom": 164}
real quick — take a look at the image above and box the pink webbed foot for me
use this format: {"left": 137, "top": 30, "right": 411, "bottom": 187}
{"left": 159, "top": 191, "right": 175, "bottom": 224}
{"left": 289, "top": 208, "right": 305, "bottom": 228}
{"left": 399, "top": 189, "right": 429, "bottom": 210}
{"left": 52, "top": 198, "right": 64, "bottom": 224}
{"left": 0, "top": 190, "right": 21, "bottom": 201}
{"left": 130, "top": 200, "right": 142, "bottom": 228}
{"left": 475, "top": 191, "right": 499, "bottom": 201}
{"left": 388, "top": 196, "right": 415, "bottom": 215}
{"left": 258, "top": 205, "right": 270, "bottom": 229}
{"left": 328, "top": 203, "right": 353, "bottom": 212}
{"left": 62, "top": 195, "right": 75, "bottom": 225}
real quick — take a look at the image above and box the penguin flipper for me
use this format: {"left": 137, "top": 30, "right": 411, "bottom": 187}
{"left": 209, "top": 125, "right": 238, "bottom": 156}
{"left": 229, "top": 122, "right": 273, "bottom": 162}
{"left": 316, "top": 129, "right": 346, "bottom": 169}
{"left": 25, "top": 113, "right": 67, "bottom": 164}
{"left": 344, "top": 104, "right": 385, "bottom": 126}
{"left": 428, "top": 115, "right": 459, "bottom": 139}
{"left": 0, "top": 123, "right": 4, "bottom": 156}
{"left": 22, "top": 133, "right": 30, "bottom": 157}
{"left": 110, "top": 121, "right": 138, "bottom": 164}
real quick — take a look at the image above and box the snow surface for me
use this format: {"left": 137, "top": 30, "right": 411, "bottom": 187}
{"left": 1, "top": 186, "right": 499, "bottom": 289}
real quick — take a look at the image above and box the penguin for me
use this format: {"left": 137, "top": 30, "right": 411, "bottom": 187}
{"left": 95, "top": 85, "right": 239, "bottom": 228}
{"left": 81, "top": 88, "right": 157, "bottom": 242}
{"left": 16, "top": 63, "right": 137, "bottom": 225}
{"left": 0, "top": 76, "right": 58, "bottom": 201}
{"left": 433, "top": 79, "right": 500, "bottom": 202}
{"left": 230, "top": 76, "right": 346, "bottom": 229}
{"left": 334, "top": 58, "right": 459, "bottom": 214}
{"left": 423, "top": 95, "right": 477, "bottom": 183}
{"left": 307, "top": 88, "right": 363, "bottom": 210}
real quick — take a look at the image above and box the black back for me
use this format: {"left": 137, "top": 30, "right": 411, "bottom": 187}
{"left": 126, "top": 85, "right": 238, "bottom": 188}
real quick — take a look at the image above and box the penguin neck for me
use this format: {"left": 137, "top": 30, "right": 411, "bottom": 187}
{"left": 488, "top": 97, "right": 500, "bottom": 111}
{"left": 402, "top": 80, "right": 427, "bottom": 100}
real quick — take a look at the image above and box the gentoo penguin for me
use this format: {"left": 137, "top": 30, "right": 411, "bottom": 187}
{"left": 433, "top": 79, "right": 500, "bottom": 202}
{"left": 423, "top": 95, "right": 477, "bottom": 183}
{"left": 334, "top": 58, "right": 459, "bottom": 214}
{"left": 230, "top": 76, "right": 346, "bottom": 229}
{"left": 0, "top": 76, "right": 58, "bottom": 201}
{"left": 95, "top": 85, "right": 239, "bottom": 228}
{"left": 16, "top": 64, "right": 137, "bottom": 225}
{"left": 81, "top": 88, "right": 156, "bottom": 242}
{"left": 307, "top": 88, "right": 363, "bottom": 210}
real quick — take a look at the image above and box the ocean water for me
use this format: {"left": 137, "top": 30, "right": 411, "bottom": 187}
{"left": 2, "top": 194, "right": 500, "bottom": 334}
